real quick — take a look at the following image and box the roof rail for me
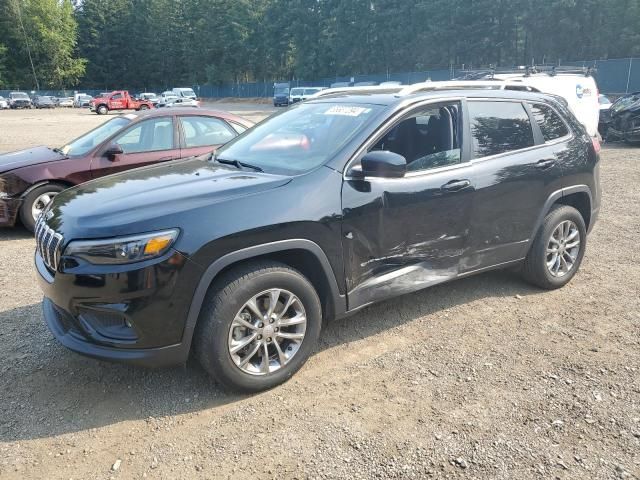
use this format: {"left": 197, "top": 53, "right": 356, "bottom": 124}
{"left": 309, "top": 84, "right": 405, "bottom": 99}
{"left": 398, "top": 80, "right": 538, "bottom": 96}
{"left": 308, "top": 80, "right": 542, "bottom": 100}
{"left": 456, "top": 65, "right": 596, "bottom": 79}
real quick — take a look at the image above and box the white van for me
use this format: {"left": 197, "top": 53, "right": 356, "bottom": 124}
{"left": 172, "top": 87, "right": 197, "bottom": 100}
{"left": 470, "top": 69, "right": 600, "bottom": 137}
{"left": 289, "top": 87, "right": 326, "bottom": 104}
{"left": 289, "top": 87, "right": 304, "bottom": 104}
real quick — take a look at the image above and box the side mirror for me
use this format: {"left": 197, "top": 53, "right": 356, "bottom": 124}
{"left": 357, "top": 151, "right": 406, "bottom": 178}
{"left": 104, "top": 143, "right": 123, "bottom": 160}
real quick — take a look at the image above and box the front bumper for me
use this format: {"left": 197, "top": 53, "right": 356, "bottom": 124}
{"left": 607, "top": 126, "right": 640, "bottom": 142}
{"left": 42, "top": 297, "right": 189, "bottom": 367}
{"left": 36, "top": 249, "right": 202, "bottom": 367}
{"left": 0, "top": 197, "right": 21, "bottom": 227}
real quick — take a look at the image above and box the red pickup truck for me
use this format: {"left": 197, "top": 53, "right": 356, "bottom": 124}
{"left": 90, "top": 91, "right": 154, "bottom": 115}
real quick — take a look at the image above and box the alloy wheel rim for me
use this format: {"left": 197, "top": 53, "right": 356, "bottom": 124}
{"left": 31, "top": 192, "right": 58, "bottom": 221}
{"left": 228, "top": 288, "right": 307, "bottom": 376}
{"left": 546, "top": 220, "right": 581, "bottom": 277}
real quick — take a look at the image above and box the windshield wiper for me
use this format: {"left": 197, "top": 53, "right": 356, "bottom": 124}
{"left": 52, "top": 147, "right": 65, "bottom": 155}
{"left": 215, "top": 157, "right": 263, "bottom": 173}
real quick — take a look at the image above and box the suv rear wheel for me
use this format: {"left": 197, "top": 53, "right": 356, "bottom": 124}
{"left": 522, "top": 205, "right": 587, "bottom": 289}
{"left": 195, "top": 261, "right": 322, "bottom": 392}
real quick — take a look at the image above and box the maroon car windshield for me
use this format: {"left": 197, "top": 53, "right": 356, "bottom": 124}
{"left": 61, "top": 117, "right": 131, "bottom": 156}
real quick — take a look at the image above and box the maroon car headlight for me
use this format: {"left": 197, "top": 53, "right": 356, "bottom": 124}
{"left": 0, "top": 173, "right": 28, "bottom": 198}
{"left": 64, "top": 229, "right": 179, "bottom": 265}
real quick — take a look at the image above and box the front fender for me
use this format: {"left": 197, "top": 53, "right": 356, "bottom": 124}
{"left": 180, "top": 239, "right": 347, "bottom": 353}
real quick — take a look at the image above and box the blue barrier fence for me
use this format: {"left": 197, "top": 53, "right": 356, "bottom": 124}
{"left": 2, "top": 58, "right": 639, "bottom": 100}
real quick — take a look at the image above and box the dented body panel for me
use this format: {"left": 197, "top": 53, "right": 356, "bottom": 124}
{"left": 342, "top": 165, "right": 474, "bottom": 308}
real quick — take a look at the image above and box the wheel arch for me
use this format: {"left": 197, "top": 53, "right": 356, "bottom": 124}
{"left": 181, "top": 239, "right": 347, "bottom": 353}
{"left": 19, "top": 179, "right": 74, "bottom": 199}
{"left": 555, "top": 191, "right": 592, "bottom": 231}
{"left": 530, "top": 185, "right": 592, "bottom": 241}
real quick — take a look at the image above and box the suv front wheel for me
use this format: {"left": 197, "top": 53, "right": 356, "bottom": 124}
{"left": 195, "top": 261, "right": 322, "bottom": 392}
{"left": 522, "top": 205, "right": 587, "bottom": 289}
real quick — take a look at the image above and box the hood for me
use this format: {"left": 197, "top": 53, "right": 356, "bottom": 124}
{"left": 48, "top": 156, "right": 291, "bottom": 237}
{"left": 0, "top": 146, "right": 65, "bottom": 174}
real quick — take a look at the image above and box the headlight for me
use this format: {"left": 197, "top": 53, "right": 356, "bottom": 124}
{"left": 64, "top": 229, "right": 179, "bottom": 265}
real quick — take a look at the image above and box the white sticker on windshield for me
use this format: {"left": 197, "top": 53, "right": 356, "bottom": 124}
{"left": 324, "top": 106, "right": 370, "bottom": 117}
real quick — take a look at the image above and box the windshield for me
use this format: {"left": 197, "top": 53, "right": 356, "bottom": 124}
{"left": 611, "top": 93, "right": 640, "bottom": 113}
{"left": 11, "top": 93, "right": 29, "bottom": 99}
{"left": 61, "top": 117, "right": 131, "bottom": 156}
{"left": 290, "top": 88, "right": 303, "bottom": 96}
{"left": 215, "top": 102, "right": 382, "bottom": 175}
{"left": 274, "top": 87, "right": 289, "bottom": 95}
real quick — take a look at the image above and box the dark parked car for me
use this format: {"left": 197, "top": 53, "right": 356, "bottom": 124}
{"left": 33, "top": 96, "right": 56, "bottom": 109}
{"left": 35, "top": 89, "right": 600, "bottom": 392}
{"left": 0, "top": 108, "right": 253, "bottom": 231}
{"left": 606, "top": 91, "right": 640, "bottom": 143}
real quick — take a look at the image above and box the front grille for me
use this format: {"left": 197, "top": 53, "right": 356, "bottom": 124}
{"left": 35, "top": 215, "right": 64, "bottom": 271}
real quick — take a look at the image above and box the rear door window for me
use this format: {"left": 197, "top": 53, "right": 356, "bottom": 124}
{"left": 468, "top": 101, "right": 535, "bottom": 158}
{"left": 530, "top": 103, "right": 569, "bottom": 141}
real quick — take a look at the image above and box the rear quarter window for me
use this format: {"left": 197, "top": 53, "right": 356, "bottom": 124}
{"left": 530, "top": 103, "right": 570, "bottom": 141}
{"left": 468, "top": 101, "right": 535, "bottom": 158}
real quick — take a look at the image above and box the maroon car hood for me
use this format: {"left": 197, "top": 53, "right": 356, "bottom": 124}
{"left": 0, "top": 146, "right": 66, "bottom": 174}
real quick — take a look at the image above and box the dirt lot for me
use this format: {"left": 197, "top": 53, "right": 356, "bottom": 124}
{"left": 0, "top": 105, "right": 639, "bottom": 480}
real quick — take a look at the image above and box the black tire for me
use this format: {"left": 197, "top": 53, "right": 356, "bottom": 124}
{"left": 139, "top": 104, "right": 149, "bottom": 110}
{"left": 195, "top": 260, "right": 322, "bottom": 392}
{"left": 96, "top": 104, "right": 108, "bottom": 115}
{"left": 19, "top": 183, "right": 67, "bottom": 232}
{"left": 521, "top": 205, "right": 587, "bottom": 289}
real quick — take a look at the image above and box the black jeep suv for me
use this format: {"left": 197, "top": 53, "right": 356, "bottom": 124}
{"left": 35, "top": 88, "right": 601, "bottom": 392}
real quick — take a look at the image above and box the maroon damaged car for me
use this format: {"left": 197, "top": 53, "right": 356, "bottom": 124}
{"left": 0, "top": 108, "right": 254, "bottom": 231}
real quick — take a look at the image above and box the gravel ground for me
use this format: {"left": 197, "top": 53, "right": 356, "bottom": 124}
{"left": 0, "top": 106, "right": 639, "bottom": 480}
{"left": 0, "top": 102, "right": 275, "bottom": 154}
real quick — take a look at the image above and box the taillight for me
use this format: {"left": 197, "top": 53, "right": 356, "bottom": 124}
{"left": 592, "top": 137, "right": 601, "bottom": 154}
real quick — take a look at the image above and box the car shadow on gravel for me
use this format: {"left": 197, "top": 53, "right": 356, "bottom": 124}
{"left": 0, "top": 225, "right": 32, "bottom": 241}
{"left": 1, "top": 268, "right": 543, "bottom": 442}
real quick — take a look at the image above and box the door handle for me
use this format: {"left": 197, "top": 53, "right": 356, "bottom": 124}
{"left": 535, "top": 158, "right": 556, "bottom": 170}
{"left": 441, "top": 179, "right": 471, "bottom": 192}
